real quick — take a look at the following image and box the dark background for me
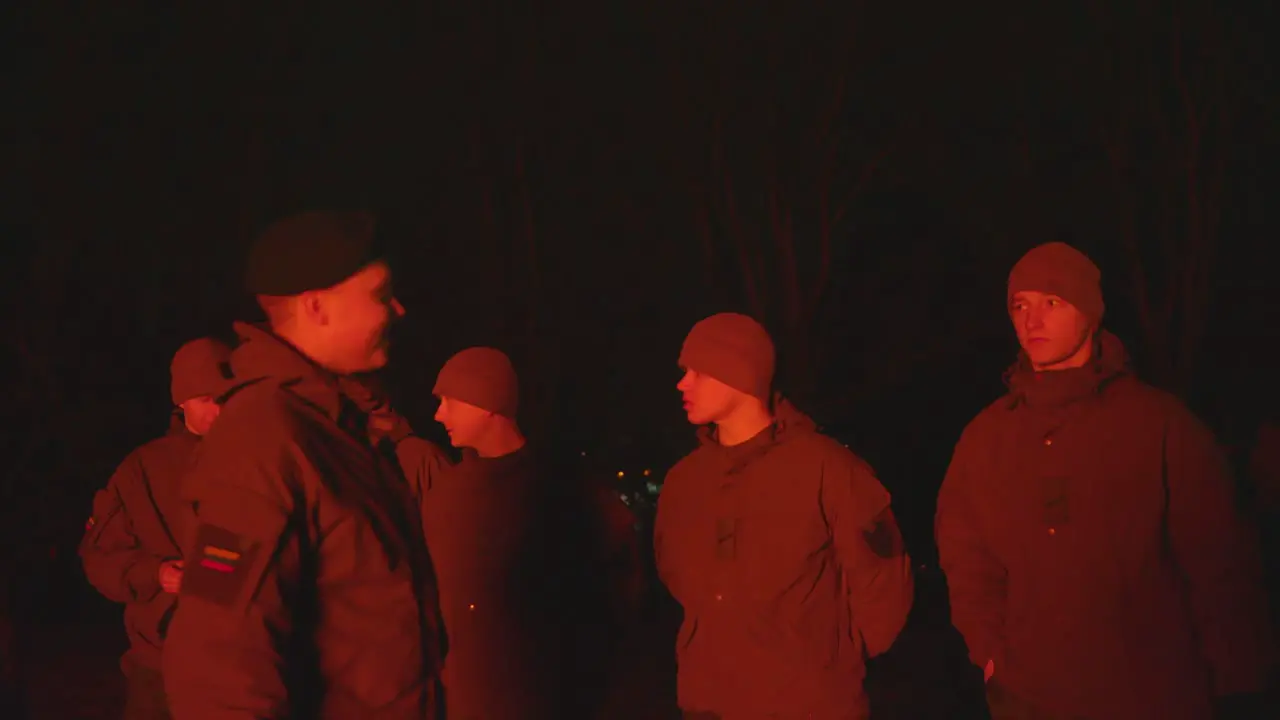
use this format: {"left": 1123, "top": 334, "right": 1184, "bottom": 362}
{"left": 3, "top": 3, "right": 1278, "bottom": 709}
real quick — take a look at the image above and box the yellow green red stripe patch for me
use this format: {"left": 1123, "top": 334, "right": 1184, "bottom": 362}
{"left": 203, "top": 545, "right": 241, "bottom": 561}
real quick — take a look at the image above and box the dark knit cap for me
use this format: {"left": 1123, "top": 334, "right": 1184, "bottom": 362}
{"left": 170, "top": 338, "right": 236, "bottom": 405}
{"left": 433, "top": 347, "right": 520, "bottom": 419}
{"left": 245, "top": 211, "right": 382, "bottom": 295}
{"left": 1007, "top": 242, "right": 1106, "bottom": 326}
{"left": 678, "top": 313, "right": 775, "bottom": 401}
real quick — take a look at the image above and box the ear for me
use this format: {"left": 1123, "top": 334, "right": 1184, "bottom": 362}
{"left": 296, "top": 291, "right": 329, "bottom": 326}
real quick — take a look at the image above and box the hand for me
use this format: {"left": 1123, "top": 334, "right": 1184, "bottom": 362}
{"left": 984, "top": 658, "right": 994, "bottom": 684}
{"left": 159, "top": 559, "right": 184, "bottom": 594}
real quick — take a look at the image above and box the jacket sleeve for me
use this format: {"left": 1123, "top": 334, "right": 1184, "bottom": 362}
{"left": 79, "top": 453, "right": 165, "bottom": 604}
{"left": 935, "top": 438, "right": 1007, "bottom": 669}
{"left": 162, "top": 431, "right": 300, "bottom": 720}
{"left": 395, "top": 436, "right": 451, "bottom": 507}
{"left": 1165, "top": 406, "right": 1275, "bottom": 697}
{"left": 824, "top": 454, "right": 913, "bottom": 657}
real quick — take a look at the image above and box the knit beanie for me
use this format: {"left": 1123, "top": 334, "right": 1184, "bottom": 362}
{"left": 432, "top": 347, "right": 519, "bottom": 419}
{"left": 170, "top": 338, "right": 235, "bottom": 405}
{"left": 677, "top": 313, "right": 775, "bottom": 401}
{"left": 1007, "top": 242, "right": 1106, "bottom": 326}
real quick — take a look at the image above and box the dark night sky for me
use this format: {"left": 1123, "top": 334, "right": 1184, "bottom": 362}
{"left": 6, "top": 2, "right": 1279, "bottom": 558}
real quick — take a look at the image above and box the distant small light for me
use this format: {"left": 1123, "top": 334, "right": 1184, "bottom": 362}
{"left": 581, "top": 450, "right": 587, "bottom": 456}
{"left": 468, "top": 603, "right": 476, "bottom": 611}
{"left": 617, "top": 470, "right": 625, "bottom": 478}
{"left": 643, "top": 469, "right": 651, "bottom": 477}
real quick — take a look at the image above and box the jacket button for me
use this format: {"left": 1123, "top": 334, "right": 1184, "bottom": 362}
{"left": 467, "top": 603, "right": 476, "bottom": 611}
{"left": 1044, "top": 438, "right": 1053, "bottom": 446}
{"left": 1047, "top": 527, "right": 1056, "bottom": 536}
{"left": 714, "top": 593, "right": 723, "bottom": 601}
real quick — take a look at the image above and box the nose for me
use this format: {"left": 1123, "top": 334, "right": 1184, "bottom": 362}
{"left": 676, "top": 370, "right": 694, "bottom": 392}
{"left": 434, "top": 401, "right": 446, "bottom": 423}
{"left": 391, "top": 297, "right": 406, "bottom": 318}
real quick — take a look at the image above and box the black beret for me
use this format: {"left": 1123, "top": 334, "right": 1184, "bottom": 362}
{"left": 245, "top": 211, "right": 382, "bottom": 295}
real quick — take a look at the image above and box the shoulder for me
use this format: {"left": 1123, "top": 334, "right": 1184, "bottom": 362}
{"left": 207, "top": 379, "right": 313, "bottom": 455}
{"left": 1107, "top": 378, "right": 1218, "bottom": 448}
{"left": 122, "top": 434, "right": 173, "bottom": 466}
{"left": 396, "top": 435, "right": 450, "bottom": 466}
{"left": 792, "top": 430, "right": 871, "bottom": 470}
{"left": 1104, "top": 375, "right": 1191, "bottom": 419}
{"left": 663, "top": 443, "right": 710, "bottom": 482}
{"left": 794, "top": 430, "right": 887, "bottom": 497}
{"left": 959, "top": 395, "right": 1015, "bottom": 445}
{"left": 187, "top": 382, "right": 313, "bottom": 501}
{"left": 111, "top": 432, "right": 184, "bottom": 481}
{"left": 133, "top": 429, "right": 199, "bottom": 464}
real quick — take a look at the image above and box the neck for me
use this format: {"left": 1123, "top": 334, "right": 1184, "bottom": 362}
{"left": 473, "top": 422, "right": 527, "bottom": 459}
{"left": 1032, "top": 332, "right": 1096, "bottom": 372}
{"left": 183, "top": 418, "right": 203, "bottom": 437}
{"left": 272, "top": 323, "right": 346, "bottom": 376}
{"left": 715, "top": 403, "right": 774, "bottom": 447}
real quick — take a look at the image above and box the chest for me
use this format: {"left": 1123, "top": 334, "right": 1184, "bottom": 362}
{"left": 976, "top": 401, "right": 1170, "bottom": 571}
{"left": 423, "top": 476, "right": 540, "bottom": 581}
{"left": 302, "top": 421, "right": 423, "bottom": 582}
{"left": 131, "top": 447, "right": 193, "bottom": 553}
{"left": 666, "top": 455, "right": 829, "bottom": 581}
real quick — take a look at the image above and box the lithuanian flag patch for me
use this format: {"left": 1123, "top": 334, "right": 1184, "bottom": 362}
{"left": 181, "top": 523, "right": 263, "bottom": 609}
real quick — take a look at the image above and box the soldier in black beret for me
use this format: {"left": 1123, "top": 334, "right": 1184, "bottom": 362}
{"left": 163, "top": 211, "right": 447, "bottom": 718}
{"left": 242, "top": 210, "right": 400, "bottom": 374}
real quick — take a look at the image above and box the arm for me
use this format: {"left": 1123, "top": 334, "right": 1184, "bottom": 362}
{"left": 935, "top": 441, "right": 1007, "bottom": 670}
{"left": 78, "top": 454, "right": 165, "bottom": 604}
{"left": 824, "top": 455, "right": 913, "bottom": 657}
{"left": 394, "top": 436, "right": 451, "bottom": 506}
{"left": 1165, "top": 407, "right": 1275, "bottom": 698}
{"left": 162, "top": 435, "right": 300, "bottom": 719}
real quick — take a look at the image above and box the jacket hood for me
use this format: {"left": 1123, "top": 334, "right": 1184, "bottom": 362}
{"left": 1004, "top": 330, "right": 1131, "bottom": 408}
{"left": 695, "top": 393, "right": 816, "bottom": 447}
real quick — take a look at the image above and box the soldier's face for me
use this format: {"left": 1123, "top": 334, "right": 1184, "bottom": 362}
{"left": 676, "top": 369, "right": 748, "bottom": 426}
{"left": 434, "top": 396, "right": 492, "bottom": 449}
{"left": 1010, "top": 290, "right": 1093, "bottom": 371}
{"left": 181, "top": 396, "right": 221, "bottom": 436}
{"left": 317, "top": 262, "right": 405, "bottom": 374}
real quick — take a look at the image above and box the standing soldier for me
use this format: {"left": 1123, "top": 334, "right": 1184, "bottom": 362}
{"left": 162, "top": 211, "right": 445, "bottom": 719}
{"left": 80, "top": 337, "right": 235, "bottom": 720}
{"left": 654, "top": 313, "right": 914, "bottom": 720}
{"left": 936, "top": 242, "right": 1276, "bottom": 719}
{"left": 423, "top": 346, "right": 570, "bottom": 718}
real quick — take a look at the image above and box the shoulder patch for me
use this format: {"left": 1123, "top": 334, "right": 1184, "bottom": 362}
{"left": 181, "top": 523, "right": 264, "bottom": 608}
{"left": 863, "top": 508, "right": 904, "bottom": 560}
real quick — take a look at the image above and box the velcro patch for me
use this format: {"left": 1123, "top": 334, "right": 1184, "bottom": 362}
{"left": 180, "top": 523, "right": 263, "bottom": 608}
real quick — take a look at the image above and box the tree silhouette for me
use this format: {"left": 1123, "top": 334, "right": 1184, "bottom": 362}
{"left": 657, "top": 4, "right": 902, "bottom": 398}
{"left": 1075, "top": 0, "right": 1236, "bottom": 392}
